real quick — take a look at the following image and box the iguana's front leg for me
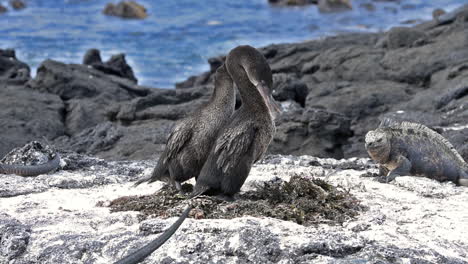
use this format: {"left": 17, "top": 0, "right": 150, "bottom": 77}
{"left": 386, "top": 155, "right": 411, "bottom": 183}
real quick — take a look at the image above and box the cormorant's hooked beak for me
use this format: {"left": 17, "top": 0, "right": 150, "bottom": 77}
{"left": 256, "top": 82, "right": 283, "bottom": 118}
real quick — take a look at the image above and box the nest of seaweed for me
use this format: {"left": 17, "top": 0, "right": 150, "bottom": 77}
{"left": 107, "top": 176, "right": 363, "bottom": 226}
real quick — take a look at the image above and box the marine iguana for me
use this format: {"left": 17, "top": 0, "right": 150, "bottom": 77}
{"left": 115, "top": 45, "right": 281, "bottom": 264}
{"left": 134, "top": 63, "right": 235, "bottom": 190}
{"left": 365, "top": 119, "right": 468, "bottom": 186}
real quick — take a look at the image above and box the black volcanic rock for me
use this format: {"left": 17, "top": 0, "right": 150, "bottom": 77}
{"left": 10, "top": 0, "right": 26, "bottom": 10}
{"left": 83, "top": 49, "right": 137, "bottom": 83}
{"left": 268, "top": 0, "right": 318, "bottom": 6}
{"left": 25, "top": 59, "right": 148, "bottom": 135}
{"left": 103, "top": 1, "right": 148, "bottom": 19}
{"left": 175, "top": 71, "right": 212, "bottom": 89}
{"left": 379, "top": 27, "right": 427, "bottom": 49}
{"left": 0, "top": 84, "right": 65, "bottom": 159}
{"left": 318, "top": 0, "right": 352, "bottom": 13}
{"left": 0, "top": 51, "right": 64, "bottom": 158}
{"left": 272, "top": 73, "right": 309, "bottom": 106}
{"left": 0, "top": 49, "right": 30, "bottom": 85}
{"left": 208, "top": 56, "right": 225, "bottom": 73}
{"left": 94, "top": 53, "right": 137, "bottom": 83}
{"left": 271, "top": 101, "right": 352, "bottom": 158}
{"left": 82, "top": 49, "right": 102, "bottom": 65}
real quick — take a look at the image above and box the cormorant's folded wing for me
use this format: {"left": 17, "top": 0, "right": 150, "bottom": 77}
{"left": 163, "top": 121, "right": 194, "bottom": 163}
{"left": 214, "top": 123, "right": 256, "bottom": 173}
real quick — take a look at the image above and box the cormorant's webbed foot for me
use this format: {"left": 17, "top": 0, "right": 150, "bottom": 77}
{"left": 384, "top": 173, "right": 400, "bottom": 183}
{"left": 215, "top": 194, "right": 235, "bottom": 202}
{"left": 174, "top": 181, "right": 183, "bottom": 192}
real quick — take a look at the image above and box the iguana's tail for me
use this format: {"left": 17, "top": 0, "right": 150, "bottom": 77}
{"left": 0, "top": 153, "right": 60, "bottom": 177}
{"left": 114, "top": 185, "right": 210, "bottom": 264}
{"left": 114, "top": 205, "right": 192, "bottom": 264}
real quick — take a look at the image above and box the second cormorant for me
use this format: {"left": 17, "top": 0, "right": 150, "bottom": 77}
{"left": 134, "top": 64, "right": 236, "bottom": 190}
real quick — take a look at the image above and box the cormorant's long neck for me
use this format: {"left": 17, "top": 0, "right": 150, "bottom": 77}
{"left": 209, "top": 66, "right": 235, "bottom": 109}
{"left": 209, "top": 81, "right": 234, "bottom": 107}
{"left": 231, "top": 66, "right": 270, "bottom": 116}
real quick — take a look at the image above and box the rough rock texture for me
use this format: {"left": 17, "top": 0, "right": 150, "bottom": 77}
{"left": 0, "top": 52, "right": 64, "bottom": 159}
{"left": 103, "top": 1, "right": 148, "bottom": 19}
{"left": 0, "top": 152, "right": 466, "bottom": 263}
{"left": 10, "top": 0, "right": 26, "bottom": 10}
{"left": 83, "top": 49, "right": 137, "bottom": 83}
{"left": 268, "top": 0, "right": 318, "bottom": 6}
{"left": 268, "top": 0, "right": 352, "bottom": 12}
{"left": 318, "top": 0, "right": 352, "bottom": 13}
{"left": 26, "top": 57, "right": 148, "bottom": 137}
{"left": 1, "top": 5, "right": 468, "bottom": 161}
{"left": 378, "top": 26, "right": 427, "bottom": 49}
{"left": 0, "top": 49, "right": 30, "bottom": 85}
{"left": 0, "top": 4, "right": 7, "bottom": 14}
{"left": 1, "top": 141, "right": 57, "bottom": 166}
{"left": 271, "top": 102, "right": 352, "bottom": 158}
{"left": 0, "top": 214, "right": 31, "bottom": 261}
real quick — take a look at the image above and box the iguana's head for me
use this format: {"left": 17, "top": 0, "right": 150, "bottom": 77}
{"left": 365, "top": 129, "right": 391, "bottom": 162}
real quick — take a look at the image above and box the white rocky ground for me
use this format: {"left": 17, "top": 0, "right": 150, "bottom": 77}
{"left": 0, "top": 153, "right": 467, "bottom": 264}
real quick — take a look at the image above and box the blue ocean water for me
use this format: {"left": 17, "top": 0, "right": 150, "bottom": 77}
{"left": 0, "top": 0, "right": 464, "bottom": 88}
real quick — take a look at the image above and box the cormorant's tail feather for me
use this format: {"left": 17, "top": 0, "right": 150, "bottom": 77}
{"left": 189, "top": 185, "right": 210, "bottom": 199}
{"left": 114, "top": 205, "right": 192, "bottom": 264}
{"left": 133, "top": 164, "right": 167, "bottom": 187}
{"left": 133, "top": 176, "right": 150, "bottom": 187}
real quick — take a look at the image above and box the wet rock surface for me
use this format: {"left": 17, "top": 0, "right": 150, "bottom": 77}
{"left": 0, "top": 150, "right": 466, "bottom": 263}
{"left": 317, "top": 0, "right": 352, "bottom": 13}
{"left": 103, "top": 1, "right": 148, "bottom": 19}
{"left": 0, "top": 4, "right": 7, "bottom": 14}
{"left": 0, "top": 49, "right": 30, "bottom": 84}
{"left": 268, "top": 0, "right": 318, "bottom": 7}
{"left": 83, "top": 49, "right": 137, "bottom": 83}
{"left": 0, "top": 5, "right": 467, "bottom": 162}
{"left": 10, "top": 0, "right": 26, "bottom": 10}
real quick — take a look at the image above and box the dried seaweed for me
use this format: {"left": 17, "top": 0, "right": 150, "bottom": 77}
{"left": 108, "top": 176, "right": 363, "bottom": 226}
